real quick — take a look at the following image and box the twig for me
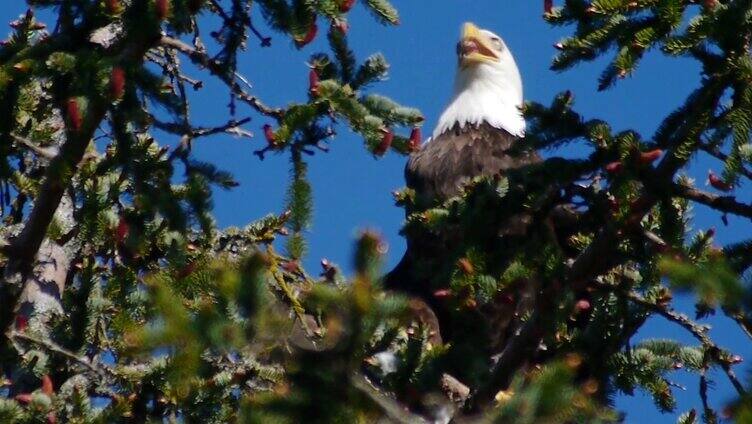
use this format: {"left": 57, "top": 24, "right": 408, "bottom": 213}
{"left": 726, "top": 311, "right": 752, "bottom": 341}
{"left": 351, "top": 373, "right": 429, "bottom": 424}
{"left": 699, "top": 373, "right": 716, "bottom": 421}
{"left": 152, "top": 116, "right": 253, "bottom": 139}
{"left": 11, "top": 134, "right": 58, "bottom": 160}
{"left": 8, "top": 330, "right": 115, "bottom": 379}
{"left": 207, "top": 0, "right": 271, "bottom": 47}
{"left": 266, "top": 245, "right": 314, "bottom": 338}
{"left": 270, "top": 252, "right": 317, "bottom": 287}
{"left": 193, "top": 117, "right": 253, "bottom": 138}
{"left": 700, "top": 143, "right": 752, "bottom": 180}
{"left": 625, "top": 289, "right": 713, "bottom": 345}
{"left": 643, "top": 229, "right": 669, "bottom": 249}
{"left": 159, "top": 36, "right": 283, "bottom": 119}
{"left": 675, "top": 184, "right": 752, "bottom": 219}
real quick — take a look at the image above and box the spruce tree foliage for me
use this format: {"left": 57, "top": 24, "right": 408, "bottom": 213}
{"left": 0, "top": 1, "right": 749, "bottom": 423}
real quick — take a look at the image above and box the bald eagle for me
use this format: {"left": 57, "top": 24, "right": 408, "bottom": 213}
{"left": 386, "top": 23, "right": 542, "bottom": 350}
{"left": 409, "top": 22, "right": 537, "bottom": 205}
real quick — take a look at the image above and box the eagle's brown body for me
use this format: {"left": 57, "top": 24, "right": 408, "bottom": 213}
{"left": 406, "top": 123, "right": 540, "bottom": 204}
{"left": 385, "top": 123, "right": 541, "bottom": 351}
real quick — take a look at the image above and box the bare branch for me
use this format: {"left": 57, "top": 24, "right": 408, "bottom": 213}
{"left": 159, "top": 36, "right": 283, "bottom": 119}
{"left": 11, "top": 134, "right": 58, "bottom": 160}
{"left": 152, "top": 116, "right": 253, "bottom": 139}
{"left": 675, "top": 184, "right": 752, "bottom": 219}
{"left": 351, "top": 373, "right": 429, "bottom": 424}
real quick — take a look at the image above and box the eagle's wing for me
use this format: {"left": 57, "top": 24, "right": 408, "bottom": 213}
{"left": 406, "top": 123, "right": 540, "bottom": 208}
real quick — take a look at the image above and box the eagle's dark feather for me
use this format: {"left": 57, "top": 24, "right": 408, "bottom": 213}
{"left": 406, "top": 123, "right": 540, "bottom": 205}
{"left": 386, "top": 123, "right": 542, "bottom": 350}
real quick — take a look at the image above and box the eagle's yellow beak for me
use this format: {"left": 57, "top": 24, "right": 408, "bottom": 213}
{"left": 458, "top": 22, "right": 499, "bottom": 67}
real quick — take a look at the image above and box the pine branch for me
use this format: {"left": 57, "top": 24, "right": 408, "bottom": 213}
{"left": 595, "top": 281, "right": 747, "bottom": 397}
{"left": 8, "top": 330, "right": 115, "bottom": 380}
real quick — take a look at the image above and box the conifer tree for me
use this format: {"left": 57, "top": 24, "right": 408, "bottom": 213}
{"left": 0, "top": 1, "right": 749, "bottom": 423}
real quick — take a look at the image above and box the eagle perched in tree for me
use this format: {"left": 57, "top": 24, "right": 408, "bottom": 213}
{"left": 386, "top": 23, "right": 542, "bottom": 354}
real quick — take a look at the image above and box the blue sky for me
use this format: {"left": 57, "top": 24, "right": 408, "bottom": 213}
{"left": 2, "top": 1, "right": 750, "bottom": 422}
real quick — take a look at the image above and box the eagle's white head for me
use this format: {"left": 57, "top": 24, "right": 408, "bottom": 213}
{"left": 432, "top": 22, "right": 525, "bottom": 139}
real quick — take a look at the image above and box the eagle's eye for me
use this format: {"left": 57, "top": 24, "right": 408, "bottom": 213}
{"left": 490, "top": 36, "right": 504, "bottom": 51}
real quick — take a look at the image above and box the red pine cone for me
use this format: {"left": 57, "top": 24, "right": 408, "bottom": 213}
{"left": 116, "top": 216, "right": 129, "bottom": 243}
{"left": 14, "top": 393, "right": 32, "bottom": 404}
{"left": 281, "top": 260, "right": 300, "bottom": 273}
{"left": 457, "top": 258, "right": 474, "bottom": 275}
{"left": 408, "top": 127, "right": 422, "bottom": 152}
{"left": 605, "top": 161, "right": 623, "bottom": 174}
{"left": 433, "top": 289, "right": 452, "bottom": 299}
{"left": 15, "top": 314, "right": 28, "bottom": 332}
{"left": 47, "top": 413, "right": 57, "bottom": 424}
{"left": 708, "top": 171, "right": 733, "bottom": 192}
{"left": 41, "top": 375, "right": 54, "bottom": 396}
{"left": 608, "top": 197, "right": 619, "bottom": 212}
{"left": 339, "top": 0, "right": 356, "bottom": 12}
{"left": 295, "top": 22, "right": 318, "bottom": 47}
{"left": 155, "top": 0, "right": 170, "bottom": 20}
{"left": 374, "top": 129, "right": 393, "bottom": 156}
{"left": 110, "top": 67, "right": 126, "bottom": 100}
{"left": 66, "top": 98, "right": 82, "bottom": 132}
{"left": 320, "top": 258, "right": 337, "bottom": 280}
{"left": 105, "top": 0, "right": 122, "bottom": 14}
{"left": 544, "top": 0, "right": 554, "bottom": 14}
{"left": 639, "top": 148, "right": 662, "bottom": 164}
{"left": 333, "top": 19, "right": 349, "bottom": 34}
{"left": 263, "top": 124, "right": 276, "bottom": 145}
{"left": 308, "top": 68, "right": 320, "bottom": 96}
{"left": 575, "top": 299, "right": 591, "bottom": 313}
{"left": 176, "top": 262, "right": 196, "bottom": 279}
